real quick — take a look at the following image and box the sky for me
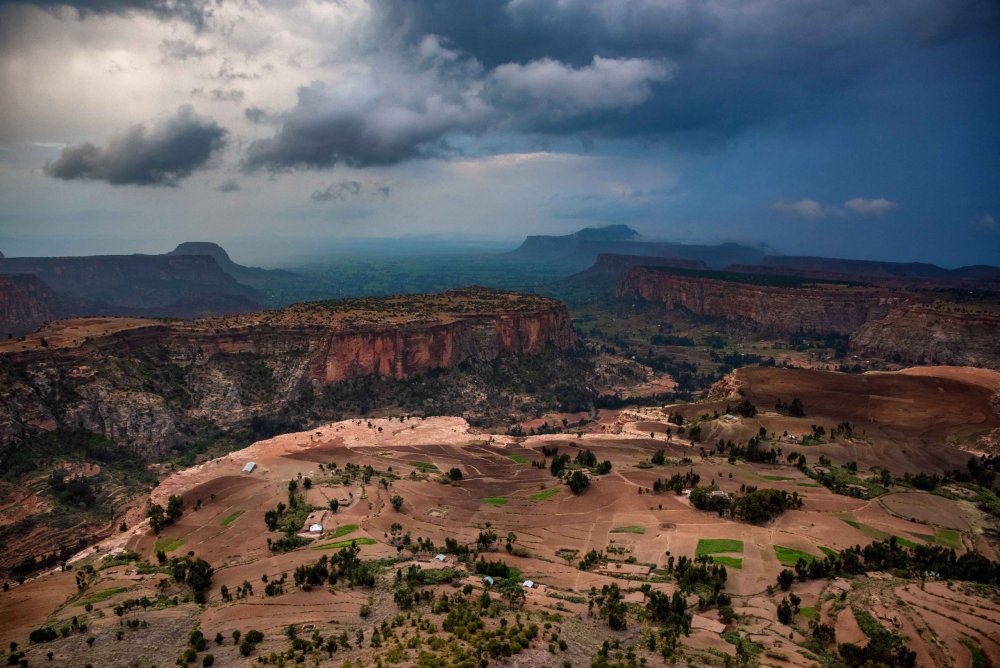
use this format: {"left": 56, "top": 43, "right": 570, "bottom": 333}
{"left": 0, "top": 0, "right": 998, "bottom": 267}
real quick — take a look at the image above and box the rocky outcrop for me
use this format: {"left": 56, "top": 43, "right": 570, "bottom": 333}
{"left": 0, "top": 288, "right": 575, "bottom": 455}
{"left": 617, "top": 266, "right": 902, "bottom": 335}
{"left": 0, "top": 274, "right": 59, "bottom": 336}
{"left": 850, "top": 303, "right": 1000, "bottom": 369}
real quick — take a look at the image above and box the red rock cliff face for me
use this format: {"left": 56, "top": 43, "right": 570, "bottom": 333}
{"left": 0, "top": 274, "right": 58, "bottom": 336}
{"left": 617, "top": 267, "right": 902, "bottom": 335}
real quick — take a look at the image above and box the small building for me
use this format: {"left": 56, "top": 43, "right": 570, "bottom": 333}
{"left": 522, "top": 580, "right": 535, "bottom": 589}
{"left": 483, "top": 576, "right": 494, "bottom": 586}
{"left": 434, "top": 554, "right": 447, "bottom": 562}
{"left": 309, "top": 524, "right": 323, "bottom": 534}
{"left": 242, "top": 461, "right": 257, "bottom": 474}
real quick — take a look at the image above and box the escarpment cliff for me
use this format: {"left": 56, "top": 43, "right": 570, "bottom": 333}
{"left": 0, "top": 288, "right": 575, "bottom": 456}
{"left": 617, "top": 266, "right": 901, "bottom": 335}
{"left": 850, "top": 303, "right": 1000, "bottom": 369}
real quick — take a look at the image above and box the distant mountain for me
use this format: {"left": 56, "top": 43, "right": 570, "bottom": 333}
{"left": 509, "top": 225, "right": 767, "bottom": 269}
{"left": 167, "top": 242, "right": 303, "bottom": 293}
{"left": 726, "top": 256, "right": 1000, "bottom": 289}
{"left": 567, "top": 253, "right": 708, "bottom": 284}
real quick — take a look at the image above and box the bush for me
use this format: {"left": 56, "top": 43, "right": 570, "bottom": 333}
{"left": 567, "top": 471, "right": 589, "bottom": 494}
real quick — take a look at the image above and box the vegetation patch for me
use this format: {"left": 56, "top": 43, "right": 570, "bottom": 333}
{"left": 509, "top": 454, "right": 529, "bottom": 464}
{"left": 798, "top": 482, "right": 822, "bottom": 488}
{"left": 798, "top": 606, "right": 817, "bottom": 619}
{"left": 482, "top": 496, "right": 508, "bottom": 506}
{"left": 220, "top": 510, "right": 243, "bottom": 527}
{"left": 710, "top": 556, "right": 743, "bottom": 569}
{"left": 154, "top": 536, "right": 186, "bottom": 554}
{"left": 327, "top": 524, "right": 360, "bottom": 539}
{"left": 762, "top": 475, "right": 796, "bottom": 481}
{"left": 312, "top": 537, "right": 378, "bottom": 550}
{"left": 409, "top": 461, "right": 439, "bottom": 472}
{"left": 819, "top": 546, "right": 839, "bottom": 558}
{"left": 935, "top": 528, "right": 962, "bottom": 549}
{"left": 530, "top": 488, "right": 559, "bottom": 501}
{"left": 78, "top": 586, "right": 130, "bottom": 605}
{"left": 774, "top": 545, "right": 816, "bottom": 566}
{"left": 695, "top": 538, "right": 744, "bottom": 556}
{"left": 840, "top": 518, "right": 917, "bottom": 548}
{"left": 610, "top": 526, "right": 645, "bottom": 534}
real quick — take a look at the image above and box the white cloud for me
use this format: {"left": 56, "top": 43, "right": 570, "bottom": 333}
{"left": 844, "top": 197, "right": 896, "bottom": 215}
{"left": 488, "top": 56, "right": 675, "bottom": 115}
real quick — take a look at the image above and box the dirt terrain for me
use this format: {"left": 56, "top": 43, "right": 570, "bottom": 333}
{"left": 2, "top": 366, "right": 998, "bottom": 667}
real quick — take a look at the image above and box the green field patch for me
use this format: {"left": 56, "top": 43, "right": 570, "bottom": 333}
{"left": 762, "top": 475, "right": 796, "bottom": 481}
{"left": 328, "top": 524, "right": 359, "bottom": 539}
{"left": 774, "top": 546, "right": 816, "bottom": 566}
{"left": 531, "top": 488, "right": 559, "bottom": 501}
{"left": 220, "top": 510, "right": 244, "bottom": 527}
{"left": 154, "top": 536, "right": 186, "bottom": 554}
{"left": 840, "top": 519, "right": 917, "bottom": 548}
{"left": 696, "top": 539, "right": 744, "bottom": 556}
{"left": 610, "top": 526, "right": 645, "bottom": 534}
{"left": 819, "top": 547, "right": 839, "bottom": 558}
{"left": 78, "top": 587, "right": 130, "bottom": 606}
{"left": 798, "top": 606, "right": 818, "bottom": 619}
{"left": 711, "top": 556, "right": 743, "bottom": 569}
{"left": 934, "top": 528, "right": 962, "bottom": 549}
{"left": 509, "top": 454, "right": 530, "bottom": 464}
{"left": 313, "top": 537, "right": 378, "bottom": 550}
{"left": 409, "top": 461, "right": 439, "bottom": 472}
{"left": 483, "top": 496, "right": 508, "bottom": 506}
{"left": 798, "top": 482, "right": 822, "bottom": 488}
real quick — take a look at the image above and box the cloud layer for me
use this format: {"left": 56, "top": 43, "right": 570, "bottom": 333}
{"left": 45, "top": 105, "right": 226, "bottom": 186}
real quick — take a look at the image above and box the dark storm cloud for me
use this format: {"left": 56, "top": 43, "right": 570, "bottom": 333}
{"left": 3, "top": 0, "right": 216, "bottom": 27}
{"left": 243, "top": 37, "right": 670, "bottom": 171}
{"left": 372, "top": 0, "right": 1000, "bottom": 140}
{"left": 44, "top": 105, "right": 227, "bottom": 186}
{"left": 216, "top": 178, "right": 240, "bottom": 192}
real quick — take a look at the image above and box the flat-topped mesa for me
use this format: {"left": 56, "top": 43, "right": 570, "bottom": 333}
{"left": 0, "top": 288, "right": 575, "bottom": 455}
{"left": 166, "top": 287, "right": 576, "bottom": 383}
{"left": 616, "top": 265, "right": 905, "bottom": 335}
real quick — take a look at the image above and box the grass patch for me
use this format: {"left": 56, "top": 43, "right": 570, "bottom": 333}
{"left": 410, "top": 461, "right": 439, "bottom": 472}
{"left": 962, "top": 637, "right": 990, "bottom": 668}
{"left": 220, "top": 510, "right": 244, "bottom": 527}
{"left": 610, "top": 526, "right": 646, "bottom": 534}
{"left": 798, "top": 606, "right": 818, "bottom": 619}
{"left": 313, "top": 537, "right": 378, "bottom": 550}
{"left": 154, "top": 536, "right": 186, "bottom": 554}
{"left": 483, "top": 496, "right": 508, "bottom": 506}
{"left": 328, "top": 524, "right": 359, "bottom": 539}
{"left": 935, "top": 528, "right": 962, "bottom": 549}
{"left": 509, "top": 454, "right": 529, "bottom": 464}
{"left": 839, "top": 518, "right": 918, "bottom": 548}
{"left": 798, "top": 482, "right": 822, "bottom": 488}
{"left": 696, "top": 539, "right": 744, "bottom": 556}
{"left": 762, "top": 475, "right": 796, "bottom": 481}
{"left": 711, "top": 556, "right": 743, "bottom": 569}
{"left": 819, "top": 546, "right": 839, "bottom": 558}
{"left": 774, "top": 546, "right": 816, "bottom": 566}
{"left": 78, "top": 587, "right": 130, "bottom": 606}
{"left": 531, "top": 488, "right": 559, "bottom": 501}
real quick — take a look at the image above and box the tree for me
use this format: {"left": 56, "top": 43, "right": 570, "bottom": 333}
{"left": 329, "top": 499, "right": 339, "bottom": 513}
{"left": 777, "top": 569, "right": 794, "bottom": 591}
{"left": 505, "top": 532, "right": 517, "bottom": 553}
{"left": 390, "top": 495, "right": 403, "bottom": 511}
{"left": 568, "top": 470, "right": 590, "bottom": 494}
{"left": 448, "top": 468, "right": 463, "bottom": 481}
